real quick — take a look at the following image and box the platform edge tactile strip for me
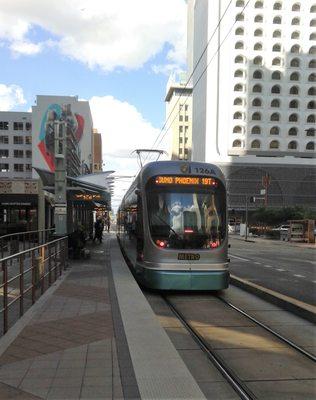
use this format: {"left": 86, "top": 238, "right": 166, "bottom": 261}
{"left": 110, "top": 238, "right": 207, "bottom": 400}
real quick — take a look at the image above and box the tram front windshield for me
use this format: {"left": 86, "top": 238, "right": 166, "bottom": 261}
{"left": 146, "top": 176, "right": 226, "bottom": 250}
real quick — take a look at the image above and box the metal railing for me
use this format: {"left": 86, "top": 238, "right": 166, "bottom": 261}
{"left": 0, "top": 236, "right": 68, "bottom": 335}
{"left": 0, "top": 228, "right": 55, "bottom": 259}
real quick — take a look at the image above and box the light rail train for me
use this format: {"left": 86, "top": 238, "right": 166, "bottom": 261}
{"left": 117, "top": 161, "right": 229, "bottom": 290}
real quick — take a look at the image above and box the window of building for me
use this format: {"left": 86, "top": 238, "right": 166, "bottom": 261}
{"left": 235, "top": 55, "right": 245, "bottom": 63}
{"left": 292, "top": 3, "right": 300, "bottom": 11}
{"left": 25, "top": 164, "right": 32, "bottom": 171}
{"left": 185, "top": 105, "right": 188, "bottom": 111}
{"left": 235, "top": 27, "right": 244, "bottom": 35}
{"left": 252, "top": 112, "right": 261, "bottom": 120}
{"left": 235, "top": 41, "right": 244, "bottom": 49}
{"left": 234, "top": 97, "right": 243, "bottom": 105}
{"left": 272, "top": 57, "right": 281, "bottom": 66}
{"left": 254, "top": 15, "right": 263, "bottom": 22}
{"left": 0, "top": 121, "right": 9, "bottom": 130}
{"left": 308, "top": 87, "right": 316, "bottom": 96}
{"left": 236, "top": 13, "right": 244, "bottom": 21}
{"left": 252, "top": 126, "right": 261, "bottom": 134}
{"left": 13, "top": 136, "right": 24, "bottom": 144}
{"left": 311, "top": 5, "right": 316, "bottom": 12}
{"left": 270, "top": 112, "right": 280, "bottom": 121}
{"left": 310, "top": 33, "right": 316, "bottom": 40}
{"left": 289, "top": 127, "right": 298, "bottom": 135}
{"left": 13, "top": 122, "right": 23, "bottom": 130}
{"left": 272, "top": 43, "right": 281, "bottom": 52}
{"left": 271, "top": 85, "right": 281, "bottom": 94}
{"left": 309, "top": 46, "right": 316, "bottom": 55}
{"left": 307, "top": 101, "right": 315, "bottom": 109}
{"left": 288, "top": 141, "right": 297, "bottom": 150}
{"left": 233, "top": 126, "right": 243, "bottom": 133}
{"left": 289, "top": 100, "right": 299, "bottom": 108}
{"left": 255, "top": 1, "right": 263, "bottom": 9}
{"left": 179, "top": 148, "right": 183, "bottom": 154}
{"left": 253, "top": 84, "right": 262, "bottom": 93}
{"left": 271, "top": 99, "right": 280, "bottom": 108}
{"left": 272, "top": 71, "right": 281, "bottom": 80}
{"left": 308, "top": 73, "right": 316, "bottom": 82}
{"left": 0, "top": 163, "right": 9, "bottom": 172}
{"left": 234, "top": 83, "right": 244, "bottom": 91}
{"left": 309, "top": 59, "right": 316, "bottom": 68}
{"left": 273, "top": 16, "right": 281, "bottom": 24}
{"left": 291, "top": 31, "right": 300, "bottom": 39}
{"left": 14, "top": 164, "right": 24, "bottom": 172}
{"left": 179, "top": 115, "right": 183, "bottom": 122}
{"left": 251, "top": 140, "right": 261, "bottom": 149}
{"left": 290, "top": 85, "right": 299, "bottom": 95}
{"left": 307, "top": 114, "right": 315, "bottom": 123}
{"left": 253, "top": 70, "right": 263, "bottom": 79}
{"left": 236, "top": 0, "right": 244, "bottom": 7}
{"left": 253, "top": 56, "right": 263, "bottom": 65}
{"left": 306, "top": 128, "right": 315, "bottom": 136}
{"left": 291, "top": 45, "right": 300, "bottom": 53}
{"left": 306, "top": 142, "right": 315, "bottom": 150}
{"left": 0, "top": 150, "right": 9, "bottom": 158}
{"left": 254, "top": 28, "right": 263, "bottom": 36}
{"left": 273, "top": 2, "right": 282, "bottom": 10}
{"left": 270, "top": 140, "right": 279, "bottom": 149}
{"left": 26, "top": 150, "right": 32, "bottom": 158}
{"left": 290, "top": 72, "right": 299, "bottom": 81}
{"left": 184, "top": 115, "right": 189, "bottom": 122}
{"left": 234, "top": 111, "right": 243, "bottom": 119}
{"left": 290, "top": 58, "right": 300, "bottom": 67}
{"left": 252, "top": 98, "right": 262, "bottom": 106}
{"left": 270, "top": 126, "right": 279, "bottom": 135}
{"left": 291, "top": 18, "right": 300, "bottom": 25}
{"left": 234, "top": 69, "right": 244, "bottom": 77}
{"left": 310, "top": 19, "right": 316, "bottom": 27}
{"left": 184, "top": 126, "right": 189, "bottom": 134}
{"left": 232, "top": 139, "right": 242, "bottom": 147}
{"left": 25, "top": 122, "right": 32, "bottom": 131}
{"left": 273, "top": 29, "right": 281, "bottom": 38}
{"left": 25, "top": 136, "right": 32, "bottom": 144}
{"left": 0, "top": 136, "right": 9, "bottom": 144}
{"left": 179, "top": 137, "right": 183, "bottom": 144}
{"left": 289, "top": 113, "right": 298, "bottom": 122}
{"left": 254, "top": 42, "right": 263, "bottom": 50}
{"left": 14, "top": 150, "right": 23, "bottom": 158}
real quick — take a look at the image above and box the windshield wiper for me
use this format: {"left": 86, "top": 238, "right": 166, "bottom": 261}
{"left": 152, "top": 214, "right": 181, "bottom": 240}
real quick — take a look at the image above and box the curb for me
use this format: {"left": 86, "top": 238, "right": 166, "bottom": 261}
{"left": 230, "top": 274, "right": 316, "bottom": 324}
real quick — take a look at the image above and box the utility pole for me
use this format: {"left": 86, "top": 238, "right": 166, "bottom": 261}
{"left": 54, "top": 121, "right": 67, "bottom": 236}
{"left": 245, "top": 195, "right": 248, "bottom": 241}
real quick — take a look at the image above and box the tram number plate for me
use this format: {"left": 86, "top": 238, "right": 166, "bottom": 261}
{"left": 178, "top": 253, "right": 200, "bottom": 261}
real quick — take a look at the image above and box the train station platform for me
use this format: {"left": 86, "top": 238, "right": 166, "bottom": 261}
{"left": 0, "top": 235, "right": 206, "bottom": 400}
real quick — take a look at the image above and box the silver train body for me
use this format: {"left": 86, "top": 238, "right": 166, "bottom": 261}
{"left": 117, "top": 161, "right": 229, "bottom": 290}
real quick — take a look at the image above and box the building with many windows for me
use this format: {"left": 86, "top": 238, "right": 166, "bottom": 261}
{"left": 165, "top": 73, "right": 193, "bottom": 160}
{"left": 0, "top": 112, "right": 32, "bottom": 180}
{"left": 187, "top": 0, "right": 316, "bottom": 209}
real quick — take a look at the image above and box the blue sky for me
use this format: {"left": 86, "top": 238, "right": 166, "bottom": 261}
{"left": 0, "top": 0, "right": 187, "bottom": 208}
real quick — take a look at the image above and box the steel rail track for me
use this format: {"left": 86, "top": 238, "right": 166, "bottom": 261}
{"left": 163, "top": 295, "right": 256, "bottom": 400}
{"left": 217, "top": 295, "right": 316, "bottom": 363}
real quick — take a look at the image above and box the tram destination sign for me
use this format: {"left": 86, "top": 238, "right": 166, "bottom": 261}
{"left": 155, "top": 176, "right": 218, "bottom": 187}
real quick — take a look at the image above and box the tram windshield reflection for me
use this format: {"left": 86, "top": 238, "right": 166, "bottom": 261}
{"left": 146, "top": 180, "right": 226, "bottom": 250}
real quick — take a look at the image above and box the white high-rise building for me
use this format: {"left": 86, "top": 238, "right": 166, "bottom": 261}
{"left": 188, "top": 0, "right": 316, "bottom": 209}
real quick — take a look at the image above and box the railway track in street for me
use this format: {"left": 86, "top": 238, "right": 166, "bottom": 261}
{"left": 156, "top": 292, "right": 316, "bottom": 400}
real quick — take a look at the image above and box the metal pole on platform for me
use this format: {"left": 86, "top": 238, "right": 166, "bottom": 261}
{"left": 54, "top": 121, "right": 67, "bottom": 236}
{"left": 245, "top": 196, "right": 248, "bottom": 241}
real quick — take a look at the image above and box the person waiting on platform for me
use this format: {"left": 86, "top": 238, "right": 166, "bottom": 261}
{"left": 93, "top": 217, "right": 104, "bottom": 243}
{"left": 106, "top": 216, "right": 111, "bottom": 232}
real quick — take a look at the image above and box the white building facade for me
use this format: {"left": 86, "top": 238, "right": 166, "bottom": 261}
{"left": 188, "top": 0, "right": 316, "bottom": 209}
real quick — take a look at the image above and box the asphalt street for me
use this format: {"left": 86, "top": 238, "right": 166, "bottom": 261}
{"left": 228, "top": 235, "right": 316, "bottom": 306}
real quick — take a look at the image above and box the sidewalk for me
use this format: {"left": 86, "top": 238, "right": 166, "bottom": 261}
{"left": 0, "top": 236, "right": 127, "bottom": 399}
{"left": 229, "top": 233, "right": 316, "bottom": 249}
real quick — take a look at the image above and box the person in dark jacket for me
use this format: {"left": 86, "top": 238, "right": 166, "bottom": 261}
{"left": 93, "top": 218, "right": 104, "bottom": 243}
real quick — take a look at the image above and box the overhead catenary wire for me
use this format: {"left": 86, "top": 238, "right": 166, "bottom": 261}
{"left": 147, "top": 0, "right": 252, "bottom": 160}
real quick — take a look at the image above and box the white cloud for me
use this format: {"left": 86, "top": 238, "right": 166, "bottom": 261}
{"left": 89, "top": 95, "right": 170, "bottom": 210}
{"left": 0, "top": 0, "right": 187, "bottom": 72}
{"left": 0, "top": 83, "right": 26, "bottom": 111}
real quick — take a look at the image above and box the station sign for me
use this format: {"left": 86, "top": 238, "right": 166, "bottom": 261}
{"left": 74, "top": 194, "right": 102, "bottom": 201}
